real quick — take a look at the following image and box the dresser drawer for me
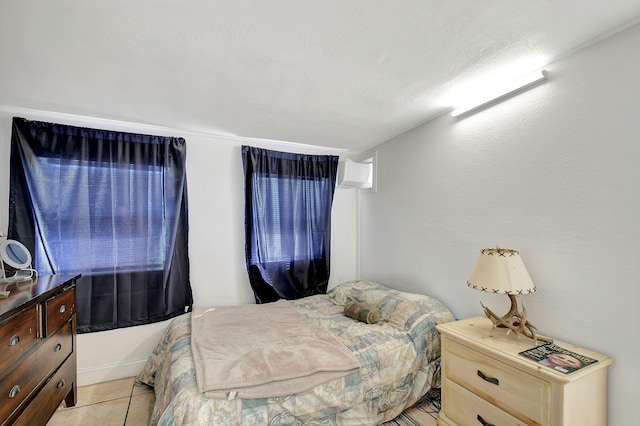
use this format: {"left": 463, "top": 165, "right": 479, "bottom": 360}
{"left": 0, "top": 307, "right": 38, "bottom": 372}
{"left": 0, "top": 319, "right": 73, "bottom": 421}
{"left": 42, "top": 286, "right": 75, "bottom": 337}
{"left": 445, "top": 339, "right": 550, "bottom": 425}
{"left": 13, "top": 354, "right": 76, "bottom": 426}
{"left": 443, "top": 379, "right": 528, "bottom": 426}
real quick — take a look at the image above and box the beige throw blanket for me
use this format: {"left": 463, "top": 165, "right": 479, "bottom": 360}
{"left": 191, "top": 300, "right": 360, "bottom": 399}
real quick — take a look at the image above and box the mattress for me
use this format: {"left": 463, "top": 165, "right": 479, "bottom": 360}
{"left": 136, "top": 280, "right": 455, "bottom": 425}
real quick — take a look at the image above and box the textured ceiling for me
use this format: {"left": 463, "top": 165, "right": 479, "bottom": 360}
{"left": 2, "top": 1, "right": 640, "bottom": 153}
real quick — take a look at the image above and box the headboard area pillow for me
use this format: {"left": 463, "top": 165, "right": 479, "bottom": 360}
{"left": 328, "top": 280, "right": 391, "bottom": 306}
{"left": 329, "top": 280, "right": 455, "bottom": 334}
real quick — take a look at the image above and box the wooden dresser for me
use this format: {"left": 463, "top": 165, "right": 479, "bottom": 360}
{"left": 0, "top": 274, "right": 80, "bottom": 426}
{"left": 437, "top": 317, "right": 612, "bottom": 426}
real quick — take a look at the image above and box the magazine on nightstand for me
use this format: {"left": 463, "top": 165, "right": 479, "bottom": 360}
{"left": 519, "top": 343, "right": 598, "bottom": 374}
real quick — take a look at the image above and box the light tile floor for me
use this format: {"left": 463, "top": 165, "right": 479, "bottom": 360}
{"left": 47, "top": 377, "right": 438, "bottom": 426}
{"left": 47, "top": 377, "right": 154, "bottom": 426}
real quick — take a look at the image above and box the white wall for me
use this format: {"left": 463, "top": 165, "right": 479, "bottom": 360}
{"left": 0, "top": 112, "right": 358, "bottom": 385}
{"left": 358, "top": 22, "right": 640, "bottom": 425}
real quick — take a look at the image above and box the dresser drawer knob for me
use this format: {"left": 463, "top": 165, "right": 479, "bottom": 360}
{"left": 477, "top": 414, "right": 495, "bottom": 426}
{"left": 59, "top": 304, "right": 67, "bottom": 313}
{"left": 55, "top": 343, "right": 63, "bottom": 352}
{"left": 9, "top": 335, "right": 20, "bottom": 346}
{"left": 9, "top": 385, "right": 20, "bottom": 399}
{"left": 57, "top": 379, "right": 66, "bottom": 389}
{"left": 477, "top": 370, "right": 499, "bottom": 385}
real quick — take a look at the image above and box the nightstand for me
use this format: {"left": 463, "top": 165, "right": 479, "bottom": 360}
{"left": 437, "top": 317, "right": 612, "bottom": 426}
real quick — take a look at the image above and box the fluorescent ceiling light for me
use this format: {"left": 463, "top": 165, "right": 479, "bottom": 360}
{"left": 451, "top": 70, "right": 548, "bottom": 118}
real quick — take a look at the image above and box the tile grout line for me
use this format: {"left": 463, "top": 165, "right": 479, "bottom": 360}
{"left": 60, "top": 395, "right": 132, "bottom": 412}
{"left": 123, "top": 381, "right": 136, "bottom": 425}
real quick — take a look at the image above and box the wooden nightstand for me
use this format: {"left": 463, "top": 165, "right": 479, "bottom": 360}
{"left": 437, "top": 317, "right": 612, "bottom": 426}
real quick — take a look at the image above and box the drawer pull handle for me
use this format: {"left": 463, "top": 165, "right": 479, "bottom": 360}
{"left": 55, "top": 343, "right": 63, "bottom": 352}
{"left": 57, "top": 379, "right": 66, "bottom": 389}
{"left": 9, "top": 335, "right": 20, "bottom": 346}
{"left": 477, "top": 370, "right": 499, "bottom": 385}
{"left": 477, "top": 414, "right": 495, "bottom": 426}
{"left": 9, "top": 385, "right": 20, "bottom": 399}
{"left": 59, "top": 304, "right": 67, "bottom": 313}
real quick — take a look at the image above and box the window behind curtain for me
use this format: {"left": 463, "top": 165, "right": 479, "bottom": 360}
{"left": 9, "top": 117, "right": 192, "bottom": 333}
{"left": 242, "top": 145, "right": 338, "bottom": 303}
{"left": 34, "top": 157, "right": 167, "bottom": 274}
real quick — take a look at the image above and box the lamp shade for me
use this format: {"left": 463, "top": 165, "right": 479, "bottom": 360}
{"left": 467, "top": 247, "right": 535, "bottom": 295}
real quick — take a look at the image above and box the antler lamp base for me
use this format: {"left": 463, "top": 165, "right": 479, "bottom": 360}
{"left": 481, "top": 294, "right": 551, "bottom": 345}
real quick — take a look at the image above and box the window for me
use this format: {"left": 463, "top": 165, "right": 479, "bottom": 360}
{"left": 252, "top": 175, "right": 332, "bottom": 263}
{"left": 242, "top": 146, "right": 339, "bottom": 303}
{"left": 35, "top": 158, "right": 167, "bottom": 274}
{"left": 9, "top": 117, "right": 192, "bottom": 333}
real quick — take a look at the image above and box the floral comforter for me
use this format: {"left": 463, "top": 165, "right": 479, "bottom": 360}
{"left": 136, "top": 280, "right": 455, "bottom": 425}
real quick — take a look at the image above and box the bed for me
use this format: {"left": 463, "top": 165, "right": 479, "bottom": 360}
{"left": 136, "top": 280, "right": 455, "bottom": 425}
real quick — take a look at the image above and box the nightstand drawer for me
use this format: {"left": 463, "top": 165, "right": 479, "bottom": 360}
{"left": 445, "top": 339, "right": 550, "bottom": 425}
{"left": 443, "top": 379, "right": 527, "bottom": 426}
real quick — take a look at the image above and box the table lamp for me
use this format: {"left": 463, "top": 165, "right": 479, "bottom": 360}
{"left": 467, "top": 247, "right": 549, "bottom": 344}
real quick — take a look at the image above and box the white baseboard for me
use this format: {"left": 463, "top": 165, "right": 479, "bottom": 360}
{"left": 77, "top": 359, "right": 148, "bottom": 386}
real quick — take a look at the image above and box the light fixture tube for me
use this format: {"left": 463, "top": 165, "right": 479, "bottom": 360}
{"left": 451, "top": 70, "right": 548, "bottom": 118}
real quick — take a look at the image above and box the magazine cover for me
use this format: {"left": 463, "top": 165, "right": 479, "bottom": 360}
{"left": 519, "top": 343, "right": 598, "bottom": 374}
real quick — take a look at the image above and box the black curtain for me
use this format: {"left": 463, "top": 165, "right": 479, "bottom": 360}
{"left": 9, "top": 117, "right": 192, "bottom": 333}
{"left": 242, "top": 145, "right": 339, "bottom": 303}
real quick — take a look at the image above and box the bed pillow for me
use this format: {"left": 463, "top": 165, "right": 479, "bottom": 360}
{"left": 344, "top": 301, "right": 381, "bottom": 324}
{"left": 329, "top": 280, "right": 454, "bottom": 332}
{"left": 328, "top": 280, "right": 387, "bottom": 305}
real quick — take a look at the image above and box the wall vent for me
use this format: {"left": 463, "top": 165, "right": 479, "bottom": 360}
{"left": 337, "top": 160, "right": 373, "bottom": 189}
